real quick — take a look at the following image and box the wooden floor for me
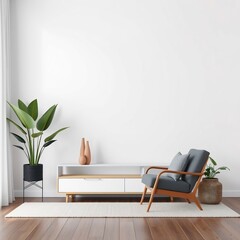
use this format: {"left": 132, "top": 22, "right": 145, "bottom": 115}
{"left": 0, "top": 197, "right": 239, "bottom": 240}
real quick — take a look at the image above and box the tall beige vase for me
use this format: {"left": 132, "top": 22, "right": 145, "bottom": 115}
{"left": 85, "top": 140, "right": 91, "bottom": 165}
{"left": 79, "top": 138, "right": 87, "bottom": 165}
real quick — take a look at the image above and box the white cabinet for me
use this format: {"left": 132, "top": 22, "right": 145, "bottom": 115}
{"left": 59, "top": 178, "right": 124, "bottom": 193}
{"left": 57, "top": 164, "right": 167, "bottom": 201}
{"left": 124, "top": 178, "right": 144, "bottom": 192}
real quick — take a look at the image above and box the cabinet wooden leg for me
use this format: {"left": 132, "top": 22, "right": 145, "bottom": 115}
{"left": 66, "top": 194, "right": 74, "bottom": 202}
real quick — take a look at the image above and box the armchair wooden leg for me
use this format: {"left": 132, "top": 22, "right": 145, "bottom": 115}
{"left": 186, "top": 198, "right": 191, "bottom": 203}
{"left": 192, "top": 196, "right": 203, "bottom": 210}
{"left": 170, "top": 197, "right": 174, "bottom": 202}
{"left": 140, "top": 186, "right": 147, "bottom": 204}
{"left": 147, "top": 190, "right": 155, "bottom": 212}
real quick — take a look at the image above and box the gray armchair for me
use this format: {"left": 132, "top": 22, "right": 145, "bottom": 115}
{"left": 140, "top": 149, "right": 210, "bottom": 212}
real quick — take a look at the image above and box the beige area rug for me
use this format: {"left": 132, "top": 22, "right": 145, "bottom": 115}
{"left": 5, "top": 202, "right": 240, "bottom": 218}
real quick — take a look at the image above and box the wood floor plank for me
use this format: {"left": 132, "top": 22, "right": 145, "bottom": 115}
{"left": 0, "top": 211, "right": 18, "bottom": 233}
{"left": 72, "top": 218, "right": 93, "bottom": 240}
{"left": 7, "top": 219, "right": 40, "bottom": 240}
{"left": 221, "top": 218, "right": 240, "bottom": 240}
{"left": 120, "top": 218, "right": 136, "bottom": 240}
{"left": 147, "top": 218, "right": 189, "bottom": 240}
{"left": 206, "top": 218, "right": 238, "bottom": 240}
{"left": 25, "top": 218, "right": 54, "bottom": 240}
{"left": 0, "top": 202, "right": 22, "bottom": 232}
{"left": 0, "top": 218, "right": 29, "bottom": 240}
{"left": 41, "top": 218, "right": 68, "bottom": 240}
{"left": 88, "top": 218, "right": 106, "bottom": 240}
{"left": 103, "top": 218, "right": 120, "bottom": 240}
{"left": 147, "top": 218, "right": 169, "bottom": 240}
{"left": 192, "top": 219, "right": 221, "bottom": 240}
{"left": 0, "top": 203, "right": 18, "bottom": 218}
{"left": 56, "top": 218, "right": 81, "bottom": 240}
{"left": 176, "top": 219, "right": 205, "bottom": 240}
{"left": 133, "top": 218, "right": 152, "bottom": 240}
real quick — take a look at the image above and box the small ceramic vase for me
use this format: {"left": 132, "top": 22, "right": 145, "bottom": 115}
{"left": 79, "top": 138, "right": 86, "bottom": 165}
{"left": 85, "top": 140, "right": 91, "bottom": 165}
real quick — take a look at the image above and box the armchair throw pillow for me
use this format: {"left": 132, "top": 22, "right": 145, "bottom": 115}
{"left": 166, "top": 152, "right": 189, "bottom": 181}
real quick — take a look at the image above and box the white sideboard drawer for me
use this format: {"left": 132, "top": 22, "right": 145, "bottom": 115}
{"left": 124, "top": 178, "right": 144, "bottom": 192}
{"left": 59, "top": 178, "right": 124, "bottom": 193}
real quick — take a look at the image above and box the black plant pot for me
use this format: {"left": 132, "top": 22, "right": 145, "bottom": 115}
{"left": 23, "top": 164, "right": 43, "bottom": 182}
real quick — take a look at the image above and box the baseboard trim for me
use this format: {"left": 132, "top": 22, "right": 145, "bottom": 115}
{"left": 222, "top": 190, "right": 240, "bottom": 197}
{"left": 14, "top": 190, "right": 65, "bottom": 198}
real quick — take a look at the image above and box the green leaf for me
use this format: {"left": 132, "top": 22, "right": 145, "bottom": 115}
{"left": 43, "top": 140, "right": 56, "bottom": 147}
{"left": 32, "top": 132, "right": 43, "bottom": 138}
{"left": 217, "top": 167, "right": 230, "bottom": 171}
{"left": 8, "top": 102, "right": 35, "bottom": 129}
{"left": 27, "top": 99, "right": 38, "bottom": 120}
{"left": 13, "top": 145, "right": 24, "bottom": 151}
{"left": 18, "top": 99, "right": 28, "bottom": 113}
{"left": 208, "top": 166, "right": 214, "bottom": 171}
{"left": 37, "top": 105, "right": 57, "bottom": 131}
{"left": 11, "top": 132, "right": 26, "bottom": 143}
{"left": 44, "top": 127, "right": 69, "bottom": 142}
{"left": 205, "top": 169, "right": 210, "bottom": 175}
{"left": 7, "top": 118, "right": 27, "bottom": 135}
{"left": 209, "top": 157, "right": 217, "bottom": 166}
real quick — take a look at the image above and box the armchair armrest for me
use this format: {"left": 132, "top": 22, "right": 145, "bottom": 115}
{"left": 159, "top": 170, "right": 203, "bottom": 177}
{"left": 146, "top": 166, "right": 168, "bottom": 174}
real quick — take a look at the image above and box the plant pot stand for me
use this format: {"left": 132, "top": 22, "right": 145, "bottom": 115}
{"left": 23, "top": 164, "right": 43, "bottom": 202}
{"left": 23, "top": 180, "right": 43, "bottom": 202}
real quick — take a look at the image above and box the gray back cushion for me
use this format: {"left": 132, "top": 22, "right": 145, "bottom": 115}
{"left": 183, "top": 149, "right": 210, "bottom": 191}
{"left": 166, "top": 152, "right": 189, "bottom": 181}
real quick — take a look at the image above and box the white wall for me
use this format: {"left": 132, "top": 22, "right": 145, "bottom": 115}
{"left": 10, "top": 0, "right": 240, "bottom": 197}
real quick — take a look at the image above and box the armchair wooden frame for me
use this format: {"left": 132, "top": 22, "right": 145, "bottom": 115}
{"left": 140, "top": 163, "right": 207, "bottom": 212}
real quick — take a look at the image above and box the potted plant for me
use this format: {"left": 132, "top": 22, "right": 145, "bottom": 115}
{"left": 198, "top": 157, "right": 230, "bottom": 204}
{"left": 7, "top": 99, "right": 68, "bottom": 182}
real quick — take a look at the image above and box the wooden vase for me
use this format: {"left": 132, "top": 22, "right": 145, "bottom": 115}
{"left": 85, "top": 140, "right": 91, "bottom": 165}
{"left": 79, "top": 138, "right": 87, "bottom": 165}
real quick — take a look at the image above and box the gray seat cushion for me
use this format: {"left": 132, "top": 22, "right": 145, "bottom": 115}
{"left": 142, "top": 174, "right": 191, "bottom": 193}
